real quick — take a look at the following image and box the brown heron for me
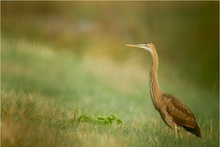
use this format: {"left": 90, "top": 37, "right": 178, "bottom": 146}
{"left": 126, "top": 43, "right": 201, "bottom": 138}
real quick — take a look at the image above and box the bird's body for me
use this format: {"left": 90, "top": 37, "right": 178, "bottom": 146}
{"left": 126, "top": 43, "right": 201, "bottom": 138}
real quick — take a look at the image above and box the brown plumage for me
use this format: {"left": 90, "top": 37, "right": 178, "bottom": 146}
{"left": 126, "top": 43, "right": 201, "bottom": 138}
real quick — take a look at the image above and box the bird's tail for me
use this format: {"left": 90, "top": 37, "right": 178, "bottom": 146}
{"left": 184, "top": 124, "right": 202, "bottom": 138}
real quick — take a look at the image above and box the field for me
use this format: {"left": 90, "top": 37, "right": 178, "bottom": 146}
{"left": 1, "top": 2, "right": 219, "bottom": 147}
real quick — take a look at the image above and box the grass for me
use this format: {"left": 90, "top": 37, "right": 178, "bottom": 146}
{"left": 1, "top": 36, "right": 219, "bottom": 147}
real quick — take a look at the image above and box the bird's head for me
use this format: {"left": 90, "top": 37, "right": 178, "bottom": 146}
{"left": 126, "top": 42, "right": 156, "bottom": 54}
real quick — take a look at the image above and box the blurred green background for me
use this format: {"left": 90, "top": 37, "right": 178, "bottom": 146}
{"left": 2, "top": 1, "right": 218, "bottom": 95}
{"left": 1, "top": 2, "right": 219, "bottom": 146}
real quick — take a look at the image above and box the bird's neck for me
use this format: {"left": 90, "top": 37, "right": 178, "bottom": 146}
{"left": 149, "top": 49, "right": 162, "bottom": 107}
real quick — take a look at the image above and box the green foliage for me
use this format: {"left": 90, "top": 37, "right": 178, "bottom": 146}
{"left": 76, "top": 114, "right": 123, "bottom": 126}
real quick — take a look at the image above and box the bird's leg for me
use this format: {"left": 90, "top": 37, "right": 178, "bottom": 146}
{"left": 174, "top": 124, "right": 183, "bottom": 140}
{"left": 178, "top": 131, "right": 183, "bottom": 140}
{"left": 174, "top": 124, "right": 178, "bottom": 139}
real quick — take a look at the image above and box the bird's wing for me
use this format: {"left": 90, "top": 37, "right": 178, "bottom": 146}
{"left": 163, "top": 93, "right": 201, "bottom": 137}
{"left": 163, "top": 93, "right": 197, "bottom": 129}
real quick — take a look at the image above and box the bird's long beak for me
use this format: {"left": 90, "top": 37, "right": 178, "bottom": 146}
{"left": 125, "top": 44, "right": 146, "bottom": 49}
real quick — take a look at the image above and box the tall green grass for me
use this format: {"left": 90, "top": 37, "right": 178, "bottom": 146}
{"left": 1, "top": 37, "right": 219, "bottom": 146}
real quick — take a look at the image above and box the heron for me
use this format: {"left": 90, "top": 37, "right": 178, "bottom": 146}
{"left": 126, "top": 43, "right": 201, "bottom": 138}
